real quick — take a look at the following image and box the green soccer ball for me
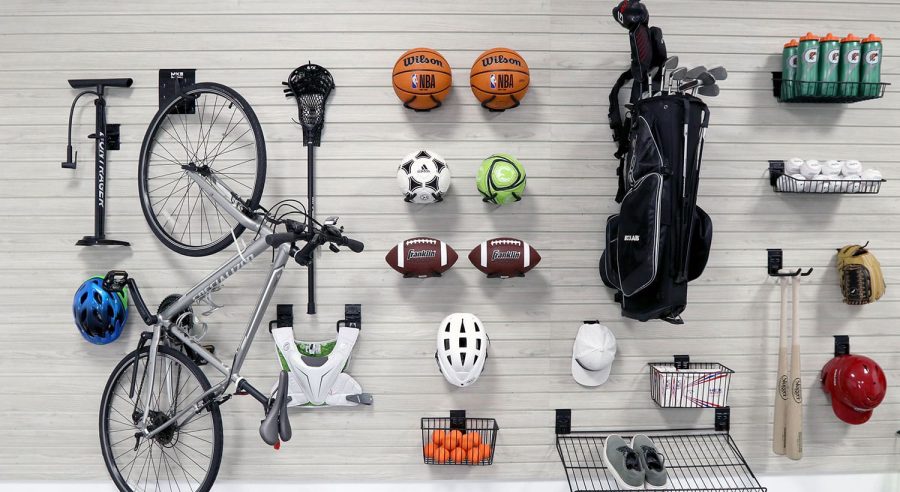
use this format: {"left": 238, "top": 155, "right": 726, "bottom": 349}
{"left": 476, "top": 153, "right": 526, "bottom": 205}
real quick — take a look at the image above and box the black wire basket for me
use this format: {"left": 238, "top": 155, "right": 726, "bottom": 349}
{"left": 555, "top": 408, "right": 766, "bottom": 492}
{"left": 421, "top": 410, "right": 498, "bottom": 466}
{"left": 772, "top": 72, "right": 889, "bottom": 103}
{"left": 649, "top": 355, "right": 734, "bottom": 408}
{"left": 769, "top": 160, "right": 885, "bottom": 194}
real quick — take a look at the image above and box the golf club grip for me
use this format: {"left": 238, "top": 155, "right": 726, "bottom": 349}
{"left": 785, "top": 275, "right": 803, "bottom": 460}
{"left": 773, "top": 278, "right": 789, "bottom": 455}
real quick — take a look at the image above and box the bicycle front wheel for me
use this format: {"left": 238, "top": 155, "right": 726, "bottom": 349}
{"left": 99, "top": 345, "right": 224, "bottom": 492}
{"left": 139, "top": 82, "right": 266, "bottom": 257}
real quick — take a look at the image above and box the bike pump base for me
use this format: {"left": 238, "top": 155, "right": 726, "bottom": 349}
{"left": 76, "top": 236, "right": 131, "bottom": 247}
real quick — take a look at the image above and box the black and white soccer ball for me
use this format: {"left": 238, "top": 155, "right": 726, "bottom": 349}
{"left": 396, "top": 150, "right": 451, "bottom": 204}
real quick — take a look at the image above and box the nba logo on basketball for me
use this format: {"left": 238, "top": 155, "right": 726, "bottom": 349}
{"left": 411, "top": 74, "right": 419, "bottom": 89}
{"left": 490, "top": 74, "right": 497, "bottom": 89}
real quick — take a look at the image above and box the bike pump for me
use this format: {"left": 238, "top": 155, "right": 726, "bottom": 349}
{"left": 62, "top": 77, "right": 133, "bottom": 247}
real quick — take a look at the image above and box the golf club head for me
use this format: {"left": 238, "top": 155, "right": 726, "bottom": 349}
{"left": 707, "top": 65, "right": 728, "bottom": 81}
{"left": 698, "top": 84, "right": 720, "bottom": 97}
{"left": 678, "top": 72, "right": 715, "bottom": 93}
{"left": 668, "top": 67, "right": 687, "bottom": 94}
{"left": 685, "top": 66, "right": 707, "bottom": 79}
{"left": 664, "top": 56, "right": 679, "bottom": 71}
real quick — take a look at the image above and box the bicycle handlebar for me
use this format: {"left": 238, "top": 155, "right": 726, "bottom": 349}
{"left": 264, "top": 218, "right": 364, "bottom": 266}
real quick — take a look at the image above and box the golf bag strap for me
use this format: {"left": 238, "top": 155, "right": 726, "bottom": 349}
{"left": 609, "top": 69, "right": 634, "bottom": 204}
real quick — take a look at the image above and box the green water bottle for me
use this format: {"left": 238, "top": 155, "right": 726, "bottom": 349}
{"left": 798, "top": 32, "right": 820, "bottom": 97}
{"left": 782, "top": 39, "right": 799, "bottom": 100}
{"left": 861, "top": 34, "right": 883, "bottom": 97}
{"left": 839, "top": 34, "right": 862, "bottom": 97}
{"left": 818, "top": 33, "right": 841, "bottom": 97}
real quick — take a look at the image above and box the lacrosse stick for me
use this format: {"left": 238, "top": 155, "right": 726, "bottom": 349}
{"left": 283, "top": 62, "right": 335, "bottom": 315}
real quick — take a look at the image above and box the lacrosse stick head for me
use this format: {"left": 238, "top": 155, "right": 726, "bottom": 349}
{"left": 283, "top": 63, "right": 335, "bottom": 146}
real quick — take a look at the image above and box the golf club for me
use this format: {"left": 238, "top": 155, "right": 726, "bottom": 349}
{"left": 698, "top": 84, "right": 720, "bottom": 97}
{"left": 707, "top": 65, "right": 728, "bottom": 81}
{"left": 660, "top": 56, "right": 679, "bottom": 96}
{"left": 679, "top": 72, "right": 715, "bottom": 94}
{"left": 668, "top": 67, "right": 687, "bottom": 95}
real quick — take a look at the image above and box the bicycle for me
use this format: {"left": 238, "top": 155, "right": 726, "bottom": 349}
{"left": 98, "top": 165, "right": 365, "bottom": 491}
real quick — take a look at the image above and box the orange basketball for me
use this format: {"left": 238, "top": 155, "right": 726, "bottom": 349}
{"left": 433, "top": 447, "right": 450, "bottom": 463}
{"left": 443, "top": 429, "right": 462, "bottom": 450}
{"left": 432, "top": 429, "right": 446, "bottom": 446}
{"left": 392, "top": 48, "right": 452, "bottom": 111}
{"left": 460, "top": 432, "right": 482, "bottom": 451}
{"left": 467, "top": 446, "right": 482, "bottom": 464}
{"left": 424, "top": 443, "right": 438, "bottom": 459}
{"left": 470, "top": 48, "right": 529, "bottom": 111}
{"left": 450, "top": 448, "right": 467, "bottom": 463}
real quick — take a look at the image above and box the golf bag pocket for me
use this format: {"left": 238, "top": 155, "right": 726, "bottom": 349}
{"left": 687, "top": 206, "right": 713, "bottom": 282}
{"left": 599, "top": 214, "right": 621, "bottom": 290}
{"left": 627, "top": 116, "right": 665, "bottom": 186}
{"left": 617, "top": 173, "right": 663, "bottom": 297}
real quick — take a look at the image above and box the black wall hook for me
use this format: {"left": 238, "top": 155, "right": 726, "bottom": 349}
{"left": 767, "top": 249, "right": 813, "bottom": 277}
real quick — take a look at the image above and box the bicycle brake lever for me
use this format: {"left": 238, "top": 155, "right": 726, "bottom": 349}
{"left": 329, "top": 243, "right": 340, "bottom": 253}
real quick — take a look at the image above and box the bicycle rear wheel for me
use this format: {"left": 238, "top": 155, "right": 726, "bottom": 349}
{"left": 100, "top": 345, "right": 223, "bottom": 492}
{"left": 139, "top": 82, "right": 266, "bottom": 257}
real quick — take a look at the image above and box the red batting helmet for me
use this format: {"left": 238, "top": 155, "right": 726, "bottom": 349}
{"left": 821, "top": 354, "right": 887, "bottom": 425}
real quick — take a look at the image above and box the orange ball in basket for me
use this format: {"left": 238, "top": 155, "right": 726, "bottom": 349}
{"left": 467, "top": 446, "right": 483, "bottom": 464}
{"left": 450, "top": 447, "right": 467, "bottom": 463}
{"left": 433, "top": 447, "right": 450, "bottom": 463}
{"left": 443, "top": 429, "right": 462, "bottom": 450}
{"left": 432, "top": 429, "right": 446, "bottom": 447}
{"left": 392, "top": 48, "right": 452, "bottom": 111}
{"left": 424, "top": 443, "right": 438, "bottom": 459}
{"left": 470, "top": 48, "right": 530, "bottom": 111}
{"left": 479, "top": 443, "right": 493, "bottom": 461}
{"left": 461, "top": 432, "right": 482, "bottom": 451}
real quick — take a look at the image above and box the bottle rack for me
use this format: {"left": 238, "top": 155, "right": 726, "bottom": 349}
{"left": 768, "top": 161, "right": 885, "bottom": 194}
{"left": 555, "top": 409, "right": 766, "bottom": 492}
{"left": 649, "top": 355, "right": 734, "bottom": 408}
{"left": 772, "top": 72, "right": 889, "bottom": 103}
{"left": 421, "top": 410, "right": 499, "bottom": 466}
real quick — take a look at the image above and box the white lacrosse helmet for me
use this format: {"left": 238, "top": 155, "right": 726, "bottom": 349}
{"left": 436, "top": 313, "right": 489, "bottom": 387}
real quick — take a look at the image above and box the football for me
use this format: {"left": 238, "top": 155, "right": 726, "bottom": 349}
{"left": 468, "top": 237, "right": 541, "bottom": 278}
{"left": 397, "top": 150, "right": 451, "bottom": 204}
{"left": 386, "top": 237, "right": 458, "bottom": 278}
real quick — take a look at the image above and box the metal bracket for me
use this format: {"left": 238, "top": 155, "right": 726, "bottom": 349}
{"left": 768, "top": 160, "right": 785, "bottom": 187}
{"left": 714, "top": 407, "right": 730, "bottom": 432}
{"left": 674, "top": 354, "right": 690, "bottom": 370}
{"left": 449, "top": 410, "right": 467, "bottom": 432}
{"left": 276, "top": 304, "right": 293, "bottom": 329}
{"left": 555, "top": 409, "right": 572, "bottom": 435}
{"left": 159, "top": 69, "right": 196, "bottom": 114}
{"left": 834, "top": 335, "right": 851, "bottom": 356}
{"left": 105, "top": 123, "right": 121, "bottom": 151}
{"left": 768, "top": 249, "right": 813, "bottom": 277}
{"left": 344, "top": 304, "right": 362, "bottom": 329}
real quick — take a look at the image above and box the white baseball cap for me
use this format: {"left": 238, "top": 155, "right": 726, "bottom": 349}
{"left": 571, "top": 322, "right": 617, "bottom": 387}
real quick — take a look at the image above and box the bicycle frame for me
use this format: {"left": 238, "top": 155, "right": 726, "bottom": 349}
{"left": 138, "top": 168, "right": 290, "bottom": 439}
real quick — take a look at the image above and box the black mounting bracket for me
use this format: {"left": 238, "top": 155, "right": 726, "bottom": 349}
{"left": 276, "top": 304, "right": 293, "bottom": 329}
{"left": 768, "top": 160, "right": 785, "bottom": 188}
{"left": 105, "top": 123, "right": 121, "bottom": 151}
{"left": 343, "top": 304, "right": 362, "bottom": 329}
{"left": 555, "top": 409, "right": 572, "bottom": 435}
{"left": 834, "top": 335, "right": 851, "bottom": 357}
{"left": 768, "top": 249, "right": 814, "bottom": 277}
{"left": 674, "top": 354, "right": 690, "bottom": 370}
{"left": 450, "top": 410, "right": 467, "bottom": 432}
{"left": 714, "top": 407, "right": 731, "bottom": 432}
{"left": 159, "top": 69, "right": 196, "bottom": 114}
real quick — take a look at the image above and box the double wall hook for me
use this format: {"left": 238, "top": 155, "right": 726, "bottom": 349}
{"left": 767, "top": 249, "right": 814, "bottom": 277}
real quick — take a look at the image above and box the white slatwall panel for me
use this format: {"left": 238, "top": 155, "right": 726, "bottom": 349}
{"left": 0, "top": 0, "right": 898, "bottom": 483}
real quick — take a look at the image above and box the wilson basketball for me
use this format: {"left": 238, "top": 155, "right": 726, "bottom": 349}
{"left": 392, "top": 48, "right": 452, "bottom": 111}
{"left": 470, "top": 48, "right": 529, "bottom": 111}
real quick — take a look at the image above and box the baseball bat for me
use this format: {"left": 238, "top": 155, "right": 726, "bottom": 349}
{"left": 773, "top": 277, "right": 788, "bottom": 455}
{"left": 785, "top": 275, "right": 803, "bottom": 460}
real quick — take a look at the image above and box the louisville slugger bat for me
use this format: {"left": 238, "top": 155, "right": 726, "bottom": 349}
{"left": 785, "top": 275, "right": 803, "bottom": 460}
{"left": 773, "top": 277, "right": 789, "bottom": 455}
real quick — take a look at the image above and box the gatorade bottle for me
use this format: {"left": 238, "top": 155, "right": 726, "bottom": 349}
{"left": 782, "top": 39, "right": 799, "bottom": 100}
{"left": 861, "top": 34, "right": 883, "bottom": 97}
{"left": 817, "top": 33, "right": 841, "bottom": 97}
{"left": 798, "top": 32, "right": 820, "bottom": 97}
{"left": 839, "top": 34, "right": 862, "bottom": 97}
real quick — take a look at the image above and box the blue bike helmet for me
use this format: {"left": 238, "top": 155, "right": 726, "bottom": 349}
{"left": 73, "top": 276, "right": 129, "bottom": 345}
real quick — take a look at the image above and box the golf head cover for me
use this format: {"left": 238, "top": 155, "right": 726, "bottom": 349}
{"left": 836, "top": 244, "right": 885, "bottom": 305}
{"left": 613, "top": 0, "right": 649, "bottom": 31}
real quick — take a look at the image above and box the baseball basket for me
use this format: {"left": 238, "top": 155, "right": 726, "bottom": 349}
{"left": 421, "top": 410, "right": 498, "bottom": 466}
{"left": 649, "top": 355, "right": 734, "bottom": 408}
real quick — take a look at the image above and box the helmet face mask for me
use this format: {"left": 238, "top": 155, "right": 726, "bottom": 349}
{"left": 436, "top": 313, "right": 489, "bottom": 387}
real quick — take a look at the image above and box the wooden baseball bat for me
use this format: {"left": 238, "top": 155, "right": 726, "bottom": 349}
{"left": 785, "top": 275, "right": 803, "bottom": 460}
{"left": 773, "top": 277, "right": 788, "bottom": 455}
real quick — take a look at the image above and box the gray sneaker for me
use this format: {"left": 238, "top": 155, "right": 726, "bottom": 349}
{"left": 632, "top": 434, "right": 668, "bottom": 489}
{"left": 602, "top": 434, "right": 645, "bottom": 490}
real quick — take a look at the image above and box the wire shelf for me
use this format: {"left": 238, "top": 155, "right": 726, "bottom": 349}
{"left": 772, "top": 72, "right": 888, "bottom": 103}
{"left": 768, "top": 160, "right": 885, "bottom": 194}
{"left": 650, "top": 356, "right": 734, "bottom": 408}
{"left": 557, "top": 430, "right": 765, "bottom": 492}
{"left": 421, "top": 411, "right": 498, "bottom": 466}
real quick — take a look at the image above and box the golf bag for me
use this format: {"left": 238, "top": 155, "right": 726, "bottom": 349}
{"left": 600, "top": 0, "right": 713, "bottom": 324}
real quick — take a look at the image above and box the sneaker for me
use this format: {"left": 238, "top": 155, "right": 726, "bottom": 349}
{"left": 602, "top": 434, "right": 645, "bottom": 490}
{"left": 632, "top": 434, "right": 668, "bottom": 489}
